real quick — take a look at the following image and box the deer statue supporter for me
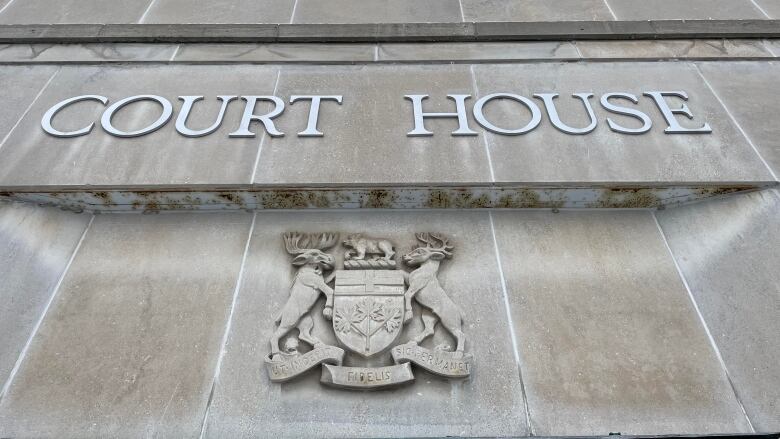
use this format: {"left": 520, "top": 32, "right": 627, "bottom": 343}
{"left": 402, "top": 232, "right": 466, "bottom": 352}
{"left": 270, "top": 232, "right": 338, "bottom": 360}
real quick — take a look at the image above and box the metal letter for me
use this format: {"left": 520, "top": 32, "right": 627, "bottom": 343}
{"left": 405, "top": 94, "right": 477, "bottom": 137}
{"left": 600, "top": 92, "right": 653, "bottom": 135}
{"left": 534, "top": 93, "right": 598, "bottom": 135}
{"left": 473, "top": 93, "right": 542, "bottom": 135}
{"left": 175, "top": 95, "right": 236, "bottom": 138}
{"left": 228, "top": 96, "right": 285, "bottom": 138}
{"left": 644, "top": 91, "right": 712, "bottom": 134}
{"left": 101, "top": 95, "right": 173, "bottom": 138}
{"left": 290, "top": 95, "right": 343, "bottom": 137}
{"left": 41, "top": 95, "right": 108, "bottom": 138}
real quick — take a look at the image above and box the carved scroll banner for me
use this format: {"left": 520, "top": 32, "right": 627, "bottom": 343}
{"left": 265, "top": 346, "right": 345, "bottom": 383}
{"left": 321, "top": 363, "right": 414, "bottom": 390}
{"left": 392, "top": 342, "right": 473, "bottom": 378}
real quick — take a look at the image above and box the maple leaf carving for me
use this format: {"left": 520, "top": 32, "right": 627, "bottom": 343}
{"left": 379, "top": 301, "right": 402, "bottom": 332}
{"left": 333, "top": 307, "right": 352, "bottom": 334}
{"left": 354, "top": 298, "right": 382, "bottom": 323}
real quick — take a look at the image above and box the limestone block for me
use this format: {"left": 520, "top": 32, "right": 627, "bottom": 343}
{"left": 697, "top": 61, "right": 780, "bottom": 178}
{"left": 254, "top": 64, "right": 491, "bottom": 184}
{"left": 471, "top": 62, "right": 774, "bottom": 183}
{"left": 0, "top": 0, "right": 151, "bottom": 24}
{"left": 141, "top": 0, "right": 295, "bottom": 24}
{"left": 0, "top": 212, "right": 253, "bottom": 438}
{"left": 657, "top": 188, "right": 780, "bottom": 431}
{"left": 292, "top": 0, "right": 462, "bottom": 24}
{"left": 492, "top": 210, "right": 752, "bottom": 435}
{"left": 0, "top": 65, "right": 279, "bottom": 186}
{"left": 461, "top": 0, "right": 614, "bottom": 21}
{"left": 607, "top": 0, "right": 766, "bottom": 20}
{"left": 0, "top": 204, "right": 89, "bottom": 388}
{"left": 202, "top": 211, "right": 529, "bottom": 438}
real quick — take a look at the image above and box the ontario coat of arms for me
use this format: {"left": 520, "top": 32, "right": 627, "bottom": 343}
{"left": 265, "top": 232, "right": 474, "bottom": 390}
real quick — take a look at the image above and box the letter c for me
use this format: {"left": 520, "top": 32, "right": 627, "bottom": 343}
{"left": 41, "top": 95, "right": 108, "bottom": 138}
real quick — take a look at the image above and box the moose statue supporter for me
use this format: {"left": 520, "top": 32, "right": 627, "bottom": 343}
{"left": 270, "top": 232, "right": 339, "bottom": 360}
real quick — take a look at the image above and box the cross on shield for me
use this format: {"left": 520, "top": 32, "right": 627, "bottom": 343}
{"left": 332, "top": 270, "right": 406, "bottom": 358}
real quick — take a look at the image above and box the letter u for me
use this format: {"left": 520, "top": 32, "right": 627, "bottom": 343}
{"left": 176, "top": 95, "right": 237, "bottom": 137}
{"left": 534, "top": 93, "right": 598, "bottom": 135}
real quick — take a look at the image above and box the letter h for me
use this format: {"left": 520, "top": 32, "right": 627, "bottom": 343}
{"left": 405, "top": 94, "right": 477, "bottom": 137}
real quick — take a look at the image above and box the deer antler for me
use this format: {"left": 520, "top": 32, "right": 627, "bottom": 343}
{"left": 415, "top": 232, "right": 434, "bottom": 247}
{"left": 283, "top": 232, "right": 310, "bottom": 255}
{"left": 429, "top": 232, "right": 454, "bottom": 258}
{"left": 415, "top": 232, "right": 454, "bottom": 258}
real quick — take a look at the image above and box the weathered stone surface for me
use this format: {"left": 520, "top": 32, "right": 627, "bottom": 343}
{"left": 0, "top": 43, "right": 178, "bottom": 63}
{"left": 0, "top": 0, "right": 151, "bottom": 23}
{"left": 1, "top": 21, "right": 779, "bottom": 44}
{"left": 607, "top": 0, "right": 766, "bottom": 20}
{"left": 0, "top": 65, "right": 56, "bottom": 147}
{"left": 756, "top": 0, "right": 780, "bottom": 18}
{"left": 765, "top": 39, "right": 780, "bottom": 56}
{"left": 471, "top": 62, "right": 775, "bottom": 183}
{"left": 697, "top": 61, "right": 780, "bottom": 177}
{"left": 174, "top": 43, "right": 375, "bottom": 62}
{"left": 292, "top": 0, "right": 462, "bottom": 24}
{"left": 492, "top": 210, "right": 753, "bottom": 435}
{"left": 378, "top": 41, "right": 579, "bottom": 61}
{"left": 0, "top": 203, "right": 89, "bottom": 388}
{"left": 462, "top": 0, "right": 614, "bottom": 21}
{"left": 0, "top": 212, "right": 252, "bottom": 438}
{"left": 202, "top": 211, "right": 528, "bottom": 438}
{"left": 656, "top": 188, "right": 780, "bottom": 431}
{"left": 141, "top": 0, "right": 294, "bottom": 24}
{"left": 576, "top": 39, "right": 773, "bottom": 59}
{"left": 254, "top": 64, "right": 491, "bottom": 184}
{"left": 0, "top": 64, "right": 279, "bottom": 186}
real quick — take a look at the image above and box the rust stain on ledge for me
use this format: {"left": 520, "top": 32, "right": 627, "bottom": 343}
{"left": 0, "top": 184, "right": 772, "bottom": 213}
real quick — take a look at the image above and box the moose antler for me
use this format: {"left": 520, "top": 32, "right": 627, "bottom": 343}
{"left": 310, "top": 232, "right": 339, "bottom": 250}
{"left": 415, "top": 232, "right": 454, "bottom": 258}
{"left": 283, "top": 232, "right": 338, "bottom": 254}
{"left": 283, "top": 232, "right": 311, "bottom": 255}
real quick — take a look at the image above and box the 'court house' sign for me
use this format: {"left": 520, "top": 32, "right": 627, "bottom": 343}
{"left": 40, "top": 91, "right": 712, "bottom": 139}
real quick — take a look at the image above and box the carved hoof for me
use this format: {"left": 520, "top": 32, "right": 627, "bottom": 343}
{"left": 323, "top": 307, "right": 333, "bottom": 320}
{"left": 313, "top": 342, "right": 326, "bottom": 350}
{"left": 435, "top": 343, "right": 452, "bottom": 352}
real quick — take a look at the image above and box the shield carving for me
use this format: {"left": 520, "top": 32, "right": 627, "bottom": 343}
{"left": 332, "top": 270, "right": 405, "bottom": 358}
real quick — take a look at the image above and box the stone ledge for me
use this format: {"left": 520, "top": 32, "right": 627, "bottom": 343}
{"left": 0, "top": 20, "right": 779, "bottom": 44}
{"left": 0, "top": 40, "right": 776, "bottom": 64}
{"left": 1, "top": 183, "right": 775, "bottom": 212}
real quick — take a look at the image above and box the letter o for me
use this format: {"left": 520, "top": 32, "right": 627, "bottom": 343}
{"left": 473, "top": 93, "right": 542, "bottom": 135}
{"left": 101, "top": 95, "right": 173, "bottom": 138}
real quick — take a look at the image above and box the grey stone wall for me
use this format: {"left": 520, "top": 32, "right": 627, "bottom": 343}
{"left": 0, "top": 201, "right": 777, "bottom": 437}
{"left": 0, "top": 0, "right": 777, "bottom": 24}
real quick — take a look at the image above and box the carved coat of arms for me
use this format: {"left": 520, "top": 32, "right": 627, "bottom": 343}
{"left": 265, "top": 232, "right": 473, "bottom": 390}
